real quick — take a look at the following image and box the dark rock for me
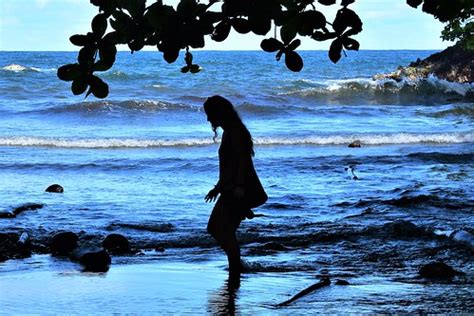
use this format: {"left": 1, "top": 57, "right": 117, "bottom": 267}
{"left": 387, "top": 194, "right": 431, "bottom": 207}
{"left": 449, "top": 230, "right": 474, "bottom": 250}
{"left": 335, "top": 279, "right": 350, "bottom": 285}
{"left": 262, "top": 242, "right": 289, "bottom": 251}
{"left": 0, "top": 211, "right": 15, "bottom": 218}
{"left": 70, "top": 246, "right": 111, "bottom": 272}
{"left": 155, "top": 246, "right": 165, "bottom": 252}
{"left": 107, "top": 222, "right": 175, "bottom": 233}
{"left": 348, "top": 140, "right": 361, "bottom": 148}
{"left": 374, "top": 43, "right": 473, "bottom": 83}
{"left": 383, "top": 220, "right": 428, "bottom": 238}
{"left": 12, "top": 203, "right": 44, "bottom": 216}
{"left": 0, "top": 233, "right": 31, "bottom": 262}
{"left": 419, "top": 261, "right": 462, "bottom": 279}
{"left": 45, "top": 184, "right": 64, "bottom": 193}
{"left": 103, "top": 233, "right": 130, "bottom": 255}
{"left": 50, "top": 231, "right": 79, "bottom": 256}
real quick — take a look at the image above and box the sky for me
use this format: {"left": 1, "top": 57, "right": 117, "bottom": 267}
{"left": 0, "top": 0, "right": 453, "bottom": 51}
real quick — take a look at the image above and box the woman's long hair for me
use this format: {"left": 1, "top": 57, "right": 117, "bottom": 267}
{"left": 204, "top": 95, "right": 254, "bottom": 156}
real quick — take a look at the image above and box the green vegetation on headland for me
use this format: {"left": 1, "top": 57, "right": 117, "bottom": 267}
{"left": 57, "top": 0, "right": 473, "bottom": 98}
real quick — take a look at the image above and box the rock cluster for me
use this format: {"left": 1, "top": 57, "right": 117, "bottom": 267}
{"left": 49, "top": 231, "right": 131, "bottom": 272}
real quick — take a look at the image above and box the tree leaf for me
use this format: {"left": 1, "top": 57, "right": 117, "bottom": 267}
{"left": 312, "top": 31, "right": 337, "bottom": 41}
{"left": 71, "top": 76, "right": 88, "bottom": 95}
{"left": 342, "top": 37, "right": 359, "bottom": 50}
{"left": 281, "top": 22, "right": 297, "bottom": 44}
{"left": 163, "top": 48, "right": 180, "bottom": 63}
{"left": 287, "top": 39, "right": 301, "bottom": 51}
{"left": 333, "top": 8, "right": 362, "bottom": 36}
{"left": 93, "top": 60, "right": 113, "bottom": 71}
{"left": 232, "top": 18, "right": 251, "bottom": 34}
{"left": 70, "top": 35, "right": 89, "bottom": 47}
{"left": 329, "top": 38, "right": 343, "bottom": 63}
{"left": 94, "top": 42, "right": 116, "bottom": 71}
{"left": 89, "top": 75, "right": 109, "bottom": 98}
{"left": 211, "top": 20, "right": 231, "bottom": 42}
{"left": 185, "top": 24, "right": 206, "bottom": 48}
{"left": 422, "top": 0, "right": 437, "bottom": 15}
{"left": 145, "top": 2, "right": 173, "bottom": 29}
{"left": 92, "top": 13, "right": 108, "bottom": 39}
{"left": 190, "top": 64, "right": 200, "bottom": 73}
{"left": 57, "top": 64, "right": 82, "bottom": 81}
{"left": 78, "top": 46, "right": 96, "bottom": 65}
{"left": 298, "top": 11, "right": 326, "bottom": 36}
{"left": 317, "top": 0, "right": 336, "bottom": 5}
{"left": 98, "top": 43, "right": 117, "bottom": 64}
{"left": 111, "top": 11, "right": 132, "bottom": 31}
{"left": 177, "top": 0, "right": 198, "bottom": 18}
{"left": 128, "top": 36, "right": 145, "bottom": 52}
{"left": 90, "top": 0, "right": 116, "bottom": 14}
{"left": 284, "top": 50, "right": 303, "bottom": 72}
{"left": 260, "top": 38, "right": 284, "bottom": 52}
{"left": 276, "top": 50, "right": 284, "bottom": 61}
{"left": 249, "top": 16, "right": 271, "bottom": 36}
{"left": 341, "top": 0, "right": 356, "bottom": 7}
{"left": 119, "top": 0, "right": 146, "bottom": 18}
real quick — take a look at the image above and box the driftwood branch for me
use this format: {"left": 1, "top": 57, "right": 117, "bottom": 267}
{"left": 276, "top": 277, "right": 331, "bottom": 307}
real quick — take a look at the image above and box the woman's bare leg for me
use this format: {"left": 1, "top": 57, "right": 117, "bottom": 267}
{"left": 207, "top": 199, "right": 242, "bottom": 282}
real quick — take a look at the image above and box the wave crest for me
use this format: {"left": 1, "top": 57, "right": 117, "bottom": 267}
{"left": 0, "top": 136, "right": 214, "bottom": 148}
{"left": 0, "top": 132, "right": 471, "bottom": 149}
{"left": 281, "top": 77, "right": 474, "bottom": 104}
{"left": 29, "top": 100, "right": 198, "bottom": 115}
{"left": 1, "top": 64, "right": 54, "bottom": 73}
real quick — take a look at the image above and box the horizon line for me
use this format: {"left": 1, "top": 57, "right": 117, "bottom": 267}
{"left": 0, "top": 48, "right": 444, "bottom": 52}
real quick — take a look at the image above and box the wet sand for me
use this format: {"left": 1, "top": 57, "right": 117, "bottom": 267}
{"left": 1, "top": 254, "right": 472, "bottom": 314}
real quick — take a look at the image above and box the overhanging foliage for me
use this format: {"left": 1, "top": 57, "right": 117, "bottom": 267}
{"left": 57, "top": 0, "right": 472, "bottom": 99}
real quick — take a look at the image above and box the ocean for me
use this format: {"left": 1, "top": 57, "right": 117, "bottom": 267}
{"left": 0, "top": 50, "right": 473, "bottom": 313}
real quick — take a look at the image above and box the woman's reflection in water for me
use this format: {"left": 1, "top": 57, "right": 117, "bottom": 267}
{"left": 207, "top": 278, "right": 239, "bottom": 315}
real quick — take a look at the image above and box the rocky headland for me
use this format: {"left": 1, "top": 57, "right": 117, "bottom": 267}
{"left": 374, "top": 43, "right": 473, "bottom": 84}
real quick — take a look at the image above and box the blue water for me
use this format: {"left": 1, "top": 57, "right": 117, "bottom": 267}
{"left": 0, "top": 50, "right": 473, "bottom": 255}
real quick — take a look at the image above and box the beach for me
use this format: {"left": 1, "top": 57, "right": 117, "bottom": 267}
{"left": 0, "top": 50, "right": 473, "bottom": 313}
{"left": 2, "top": 253, "right": 472, "bottom": 313}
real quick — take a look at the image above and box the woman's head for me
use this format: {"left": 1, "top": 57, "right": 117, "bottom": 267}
{"left": 203, "top": 95, "right": 240, "bottom": 130}
{"left": 203, "top": 95, "right": 254, "bottom": 155}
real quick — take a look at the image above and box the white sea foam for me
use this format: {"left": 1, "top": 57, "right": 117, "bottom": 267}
{"left": 0, "top": 137, "right": 215, "bottom": 148}
{"left": 255, "top": 132, "right": 474, "bottom": 146}
{"left": 1, "top": 133, "right": 472, "bottom": 149}
{"left": 2, "top": 64, "right": 54, "bottom": 73}
{"left": 424, "top": 74, "right": 474, "bottom": 96}
{"left": 2, "top": 64, "right": 29, "bottom": 72}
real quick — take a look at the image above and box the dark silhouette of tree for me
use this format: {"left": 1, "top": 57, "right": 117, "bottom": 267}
{"left": 57, "top": 0, "right": 472, "bottom": 98}
{"left": 407, "top": 0, "right": 473, "bottom": 49}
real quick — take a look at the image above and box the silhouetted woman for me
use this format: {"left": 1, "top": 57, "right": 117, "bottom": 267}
{"left": 204, "top": 95, "right": 267, "bottom": 282}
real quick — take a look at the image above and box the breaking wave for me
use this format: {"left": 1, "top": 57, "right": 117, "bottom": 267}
{"left": 1, "top": 132, "right": 472, "bottom": 148}
{"left": 281, "top": 77, "right": 474, "bottom": 104}
{"left": 1, "top": 64, "right": 55, "bottom": 73}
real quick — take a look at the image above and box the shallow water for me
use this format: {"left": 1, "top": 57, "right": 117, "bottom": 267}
{"left": 1, "top": 255, "right": 472, "bottom": 314}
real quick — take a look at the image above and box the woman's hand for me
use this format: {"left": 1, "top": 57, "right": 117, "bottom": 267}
{"left": 205, "top": 187, "right": 219, "bottom": 203}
